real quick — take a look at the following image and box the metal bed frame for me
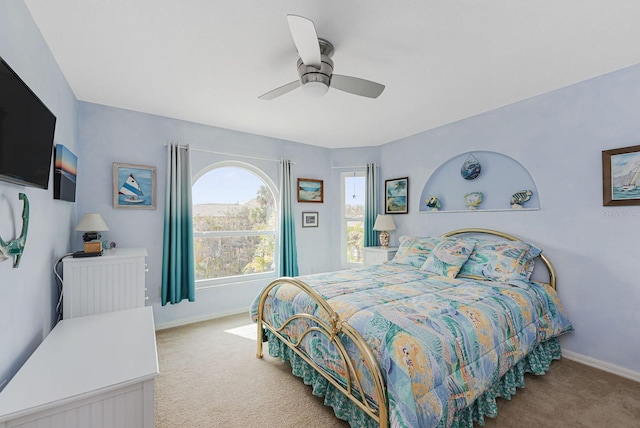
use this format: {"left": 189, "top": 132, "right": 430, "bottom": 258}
{"left": 255, "top": 228, "right": 557, "bottom": 427}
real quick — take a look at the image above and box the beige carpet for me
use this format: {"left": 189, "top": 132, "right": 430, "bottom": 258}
{"left": 155, "top": 313, "right": 640, "bottom": 428}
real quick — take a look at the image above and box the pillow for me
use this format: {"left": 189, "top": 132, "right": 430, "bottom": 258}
{"left": 458, "top": 239, "right": 542, "bottom": 288}
{"left": 420, "top": 239, "right": 475, "bottom": 278}
{"left": 391, "top": 236, "right": 447, "bottom": 267}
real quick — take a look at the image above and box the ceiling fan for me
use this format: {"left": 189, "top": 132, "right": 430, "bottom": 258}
{"left": 259, "top": 15, "right": 385, "bottom": 100}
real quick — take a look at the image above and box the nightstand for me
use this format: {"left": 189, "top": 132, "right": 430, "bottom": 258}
{"left": 62, "top": 247, "right": 148, "bottom": 319}
{"left": 364, "top": 246, "right": 398, "bottom": 266}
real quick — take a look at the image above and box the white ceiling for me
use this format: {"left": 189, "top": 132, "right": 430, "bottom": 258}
{"left": 24, "top": 0, "right": 640, "bottom": 149}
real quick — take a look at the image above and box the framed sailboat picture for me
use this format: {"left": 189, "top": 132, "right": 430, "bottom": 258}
{"left": 113, "top": 162, "right": 156, "bottom": 209}
{"left": 602, "top": 145, "right": 640, "bottom": 206}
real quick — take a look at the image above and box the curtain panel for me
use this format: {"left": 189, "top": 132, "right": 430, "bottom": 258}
{"left": 364, "top": 162, "right": 379, "bottom": 247}
{"left": 161, "top": 143, "right": 195, "bottom": 305}
{"left": 279, "top": 159, "right": 299, "bottom": 277}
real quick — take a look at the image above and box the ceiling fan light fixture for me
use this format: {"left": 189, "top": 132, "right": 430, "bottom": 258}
{"left": 258, "top": 15, "right": 385, "bottom": 100}
{"left": 301, "top": 80, "right": 330, "bottom": 97}
{"left": 297, "top": 56, "right": 332, "bottom": 97}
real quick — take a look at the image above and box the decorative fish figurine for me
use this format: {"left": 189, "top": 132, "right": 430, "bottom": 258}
{"left": 464, "top": 192, "right": 483, "bottom": 210}
{"left": 510, "top": 190, "right": 533, "bottom": 208}
{"left": 426, "top": 195, "right": 441, "bottom": 211}
{"left": 460, "top": 154, "right": 481, "bottom": 180}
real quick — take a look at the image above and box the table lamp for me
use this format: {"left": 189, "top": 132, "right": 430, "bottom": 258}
{"left": 75, "top": 213, "right": 109, "bottom": 253}
{"left": 373, "top": 214, "right": 396, "bottom": 248}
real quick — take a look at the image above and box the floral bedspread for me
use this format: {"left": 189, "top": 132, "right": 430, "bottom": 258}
{"left": 250, "top": 262, "right": 573, "bottom": 427}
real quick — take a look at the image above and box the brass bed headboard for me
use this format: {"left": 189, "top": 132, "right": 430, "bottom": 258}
{"left": 440, "top": 228, "right": 557, "bottom": 289}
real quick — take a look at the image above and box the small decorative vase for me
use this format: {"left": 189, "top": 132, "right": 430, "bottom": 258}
{"left": 379, "top": 231, "right": 390, "bottom": 248}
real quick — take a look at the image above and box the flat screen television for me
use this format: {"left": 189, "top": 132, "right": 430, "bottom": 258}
{"left": 0, "top": 56, "right": 57, "bottom": 189}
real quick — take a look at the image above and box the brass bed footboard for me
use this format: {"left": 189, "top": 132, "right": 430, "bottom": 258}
{"left": 256, "top": 277, "right": 388, "bottom": 428}
{"left": 255, "top": 228, "right": 557, "bottom": 428}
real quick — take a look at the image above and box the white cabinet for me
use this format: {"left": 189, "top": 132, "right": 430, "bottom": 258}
{"left": 62, "top": 248, "right": 148, "bottom": 319}
{"left": 0, "top": 307, "right": 158, "bottom": 428}
{"left": 364, "top": 246, "right": 398, "bottom": 266}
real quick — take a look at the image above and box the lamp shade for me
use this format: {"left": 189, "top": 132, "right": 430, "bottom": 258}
{"left": 373, "top": 214, "right": 396, "bottom": 231}
{"left": 75, "top": 213, "right": 109, "bottom": 232}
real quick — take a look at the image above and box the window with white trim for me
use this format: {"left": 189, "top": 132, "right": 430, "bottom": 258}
{"left": 341, "top": 171, "right": 366, "bottom": 266}
{"left": 192, "top": 163, "right": 277, "bottom": 286}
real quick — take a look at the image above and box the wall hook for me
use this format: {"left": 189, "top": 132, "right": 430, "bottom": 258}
{"left": 0, "top": 193, "right": 30, "bottom": 268}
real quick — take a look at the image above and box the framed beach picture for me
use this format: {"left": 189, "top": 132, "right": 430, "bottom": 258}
{"left": 297, "top": 178, "right": 323, "bottom": 203}
{"left": 602, "top": 145, "right": 640, "bottom": 206}
{"left": 302, "top": 212, "right": 318, "bottom": 227}
{"left": 113, "top": 162, "right": 156, "bottom": 209}
{"left": 385, "top": 177, "right": 408, "bottom": 214}
{"left": 53, "top": 144, "right": 77, "bottom": 202}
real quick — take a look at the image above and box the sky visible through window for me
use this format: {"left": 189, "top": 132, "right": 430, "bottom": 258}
{"left": 193, "top": 168, "right": 365, "bottom": 205}
{"left": 345, "top": 175, "right": 365, "bottom": 206}
{"left": 193, "top": 167, "right": 264, "bottom": 204}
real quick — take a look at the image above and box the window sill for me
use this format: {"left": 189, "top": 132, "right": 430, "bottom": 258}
{"left": 195, "top": 271, "right": 277, "bottom": 290}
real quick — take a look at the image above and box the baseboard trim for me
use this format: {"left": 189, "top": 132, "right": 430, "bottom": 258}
{"left": 154, "top": 308, "right": 248, "bottom": 331}
{"left": 562, "top": 350, "right": 640, "bottom": 383}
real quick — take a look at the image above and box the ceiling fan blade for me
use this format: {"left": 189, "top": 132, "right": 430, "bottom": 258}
{"left": 287, "top": 14, "right": 321, "bottom": 68}
{"left": 331, "top": 75, "right": 385, "bottom": 99}
{"left": 258, "top": 80, "right": 301, "bottom": 100}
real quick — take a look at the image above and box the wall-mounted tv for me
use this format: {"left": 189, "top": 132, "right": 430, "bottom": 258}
{"left": 0, "top": 56, "right": 57, "bottom": 189}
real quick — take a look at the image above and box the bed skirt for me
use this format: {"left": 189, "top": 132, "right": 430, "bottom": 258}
{"left": 265, "top": 332, "right": 563, "bottom": 428}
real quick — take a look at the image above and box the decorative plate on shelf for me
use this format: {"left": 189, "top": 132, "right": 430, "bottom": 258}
{"left": 460, "top": 154, "right": 481, "bottom": 180}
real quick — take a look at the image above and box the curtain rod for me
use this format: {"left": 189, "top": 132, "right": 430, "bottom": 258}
{"left": 164, "top": 143, "right": 284, "bottom": 163}
{"left": 331, "top": 164, "right": 378, "bottom": 169}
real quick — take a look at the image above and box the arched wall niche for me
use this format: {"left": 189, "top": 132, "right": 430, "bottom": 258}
{"left": 419, "top": 151, "right": 540, "bottom": 213}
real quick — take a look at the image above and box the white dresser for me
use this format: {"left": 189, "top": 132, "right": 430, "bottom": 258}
{"left": 0, "top": 307, "right": 159, "bottom": 428}
{"left": 62, "top": 248, "right": 148, "bottom": 319}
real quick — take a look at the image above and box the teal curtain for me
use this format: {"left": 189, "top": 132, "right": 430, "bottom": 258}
{"left": 364, "top": 162, "right": 379, "bottom": 247}
{"left": 279, "top": 159, "right": 299, "bottom": 277}
{"left": 161, "top": 143, "right": 195, "bottom": 305}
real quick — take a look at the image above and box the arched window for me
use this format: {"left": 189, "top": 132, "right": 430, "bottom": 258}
{"left": 192, "top": 162, "right": 278, "bottom": 286}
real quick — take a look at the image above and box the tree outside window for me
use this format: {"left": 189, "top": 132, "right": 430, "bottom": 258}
{"left": 342, "top": 172, "right": 366, "bottom": 266}
{"left": 192, "top": 165, "right": 277, "bottom": 285}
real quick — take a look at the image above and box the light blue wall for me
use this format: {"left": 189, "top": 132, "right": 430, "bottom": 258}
{"left": 2, "top": 0, "right": 639, "bottom": 390}
{"left": 0, "top": 0, "right": 78, "bottom": 388}
{"left": 380, "top": 63, "right": 640, "bottom": 374}
{"left": 76, "top": 102, "right": 335, "bottom": 328}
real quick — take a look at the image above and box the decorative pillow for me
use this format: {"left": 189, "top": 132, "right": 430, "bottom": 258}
{"left": 458, "top": 239, "right": 542, "bottom": 288}
{"left": 420, "top": 239, "right": 475, "bottom": 277}
{"left": 391, "top": 236, "right": 448, "bottom": 267}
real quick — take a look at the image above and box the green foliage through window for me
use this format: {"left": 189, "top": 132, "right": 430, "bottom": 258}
{"left": 193, "top": 167, "right": 276, "bottom": 283}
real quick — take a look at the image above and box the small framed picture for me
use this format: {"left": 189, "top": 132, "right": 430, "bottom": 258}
{"left": 113, "top": 162, "right": 156, "bottom": 209}
{"left": 297, "top": 178, "right": 324, "bottom": 203}
{"left": 53, "top": 144, "right": 77, "bottom": 202}
{"left": 302, "top": 212, "right": 319, "bottom": 227}
{"left": 385, "top": 177, "right": 408, "bottom": 214}
{"left": 602, "top": 145, "right": 640, "bottom": 206}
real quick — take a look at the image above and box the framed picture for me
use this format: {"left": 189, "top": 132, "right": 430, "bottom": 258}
{"left": 53, "top": 144, "right": 77, "bottom": 202}
{"left": 113, "top": 162, "right": 156, "bottom": 209}
{"left": 602, "top": 145, "right": 640, "bottom": 206}
{"left": 297, "top": 178, "right": 323, "bottom": 203}
{"left": 385, "top": 177, "right": 408, "bottom": 214}
{"left": 302, "top": 212, "right": 319, "bottom": 227}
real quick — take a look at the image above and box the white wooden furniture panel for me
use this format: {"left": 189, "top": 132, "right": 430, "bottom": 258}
{"left": 0, "top": 307, "right": 158, "bottom": 428}
{"left": 62, "top": 247, "right": 148, "bottom": 318}
{"left": 363, "top": 246, "right": 398, "bottom": 266}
